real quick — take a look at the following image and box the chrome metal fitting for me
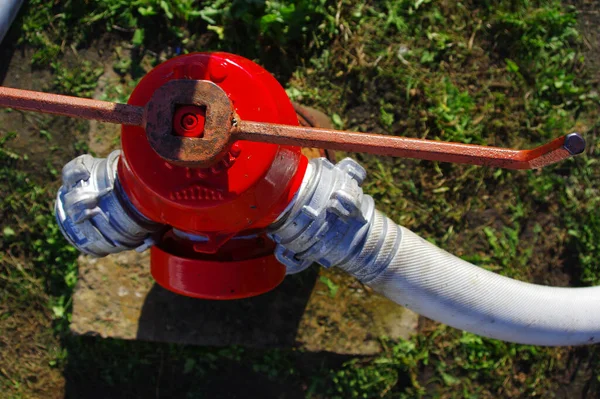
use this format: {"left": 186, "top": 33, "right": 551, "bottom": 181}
{"left": 55, "top": 150, "right": 163, "bottom": 257}
{"left": 270, "top": 157, "right": 375, "bottom": 274}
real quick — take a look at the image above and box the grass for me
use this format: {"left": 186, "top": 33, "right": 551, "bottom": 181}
{"left": 1, "top": 0, "right": 599, "bottom": 398}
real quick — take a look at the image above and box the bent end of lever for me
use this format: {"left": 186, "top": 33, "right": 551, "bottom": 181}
{"left": 523, "top": 132, "right": 585, "bottom": 169}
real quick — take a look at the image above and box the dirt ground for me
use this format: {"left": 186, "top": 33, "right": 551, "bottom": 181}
{"left": 1, "top": 1, "right": 600, "bottom": 398}
{"left": 577, "top": 1, "right": 600, "bottom": 79}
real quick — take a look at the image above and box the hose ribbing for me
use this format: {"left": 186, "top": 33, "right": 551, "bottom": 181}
{"left": 272, "top": 157, "right": 600, "bottom": 346}
{"left": 359, "top": 223, "right": 600, "bottom": 346}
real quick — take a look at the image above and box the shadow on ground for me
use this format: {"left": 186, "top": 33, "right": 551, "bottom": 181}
{"left": 136, "top": 268, "right": 319, "bottom": 348}
{"left": 61, "top": 336, "right": 362, "bottom": 399}
{"left": 62, "top": 265, "right": 415, "bottom": 398}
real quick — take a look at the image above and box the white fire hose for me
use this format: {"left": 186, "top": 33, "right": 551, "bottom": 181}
{"left": 271, "top": 157, "right": 600, "bottom": 346}
{"left": 367, "top": 225, "right": 600, "bottom": 346}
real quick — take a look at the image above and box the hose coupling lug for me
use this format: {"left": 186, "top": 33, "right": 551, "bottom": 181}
{"left": 337, "top": 157, "right": 367, "bottom": 185}
{"left": 329, "top": 189, "right": 366, "bottom": 222}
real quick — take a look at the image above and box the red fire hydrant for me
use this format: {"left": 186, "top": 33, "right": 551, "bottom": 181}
{"left": 41, "top": 50, "right": 597, "bottom": 347}
{"left": 57, "top": 52, "right": 308, "bottom": 300}
{"left": 54, "top": 51, "right": 583, "bottom": 300}
{"left": 120, "top": 53, "right": 309, "bottom": 299}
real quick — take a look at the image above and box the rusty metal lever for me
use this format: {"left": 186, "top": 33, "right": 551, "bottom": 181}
{"left": 0, "top": 85, "right": 585, "bottom": 170}
{"left": 233, "top": 122, "right": 584, "bottom": 170}
{"left": 0, "top": 86, "right": 144, "bottom": 126}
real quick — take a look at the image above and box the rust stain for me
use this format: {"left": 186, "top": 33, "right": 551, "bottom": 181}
{"left": 0, "top": 83, "right": 583, "bottom": 170}
{"left": 0, "top": 86, "right": 144, "bottom": 126}
{"left": 233, "top": 121, "right": 579, "bottom": 170}
{"left": 144, "top": 79, "right": 234, "bottom": 168}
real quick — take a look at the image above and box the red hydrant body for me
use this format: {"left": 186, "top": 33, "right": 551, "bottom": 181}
{"left": 117, "top": 53, "right": 308, "bottom": 299}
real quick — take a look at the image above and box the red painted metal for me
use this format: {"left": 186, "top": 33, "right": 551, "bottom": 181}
{"left": 117, "top": 52, "right": 306, "bottom": 299}
{"left": 151, "top": 231, "right": 285, "bottom": 299}
{"left": 173, "top": 105, "right": 206, "bottom": 137}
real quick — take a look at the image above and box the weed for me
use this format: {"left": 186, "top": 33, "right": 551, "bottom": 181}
{"left": 426, "top": 78, "right": 483, "bottom": 144}
{"left": 51, "top": 61, "right": 104, "bottom": 97}
{"left": 327, "top": 358, "right": 400, "bottom": 398}
{"left": 18, "top": 0, "right": 336, "bottom": 79}
{"left": 298, "top": 0, "right": 599, "bottom": 396}
{"left": 319, "top": 275, "right": 339, "bottom": 298}
{"left": 3, "top": 0, "right": 600, "bottom": 398}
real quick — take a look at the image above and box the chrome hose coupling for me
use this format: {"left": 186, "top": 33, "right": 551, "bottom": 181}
{"left": 55, "top": 150, "right": 162, "bottom": 257}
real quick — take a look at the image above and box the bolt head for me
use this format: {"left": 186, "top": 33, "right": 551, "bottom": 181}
{"left": 564, "top": 133, "right": 585, "bottom": 155}
{"left": 173, "top": 105, "right": 206, "bottom": 138}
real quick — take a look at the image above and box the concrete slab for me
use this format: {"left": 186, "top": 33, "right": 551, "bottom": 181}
{"left": 71, "top": 251, "right": 418, "bottom": 354}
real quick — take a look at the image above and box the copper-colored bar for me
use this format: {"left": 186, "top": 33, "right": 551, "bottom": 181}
{"left": 234, "top": 121, "right": 582, "bottom": 170}
{"left": 0, "top": 86, "right": 144, "bottom": 127}
{"left": 0, "top": 85, "right": 584, "bottom": 170}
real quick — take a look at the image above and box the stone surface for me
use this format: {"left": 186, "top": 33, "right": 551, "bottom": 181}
{"left": 71, "top": 251, "right": 418, "bottom": 354}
